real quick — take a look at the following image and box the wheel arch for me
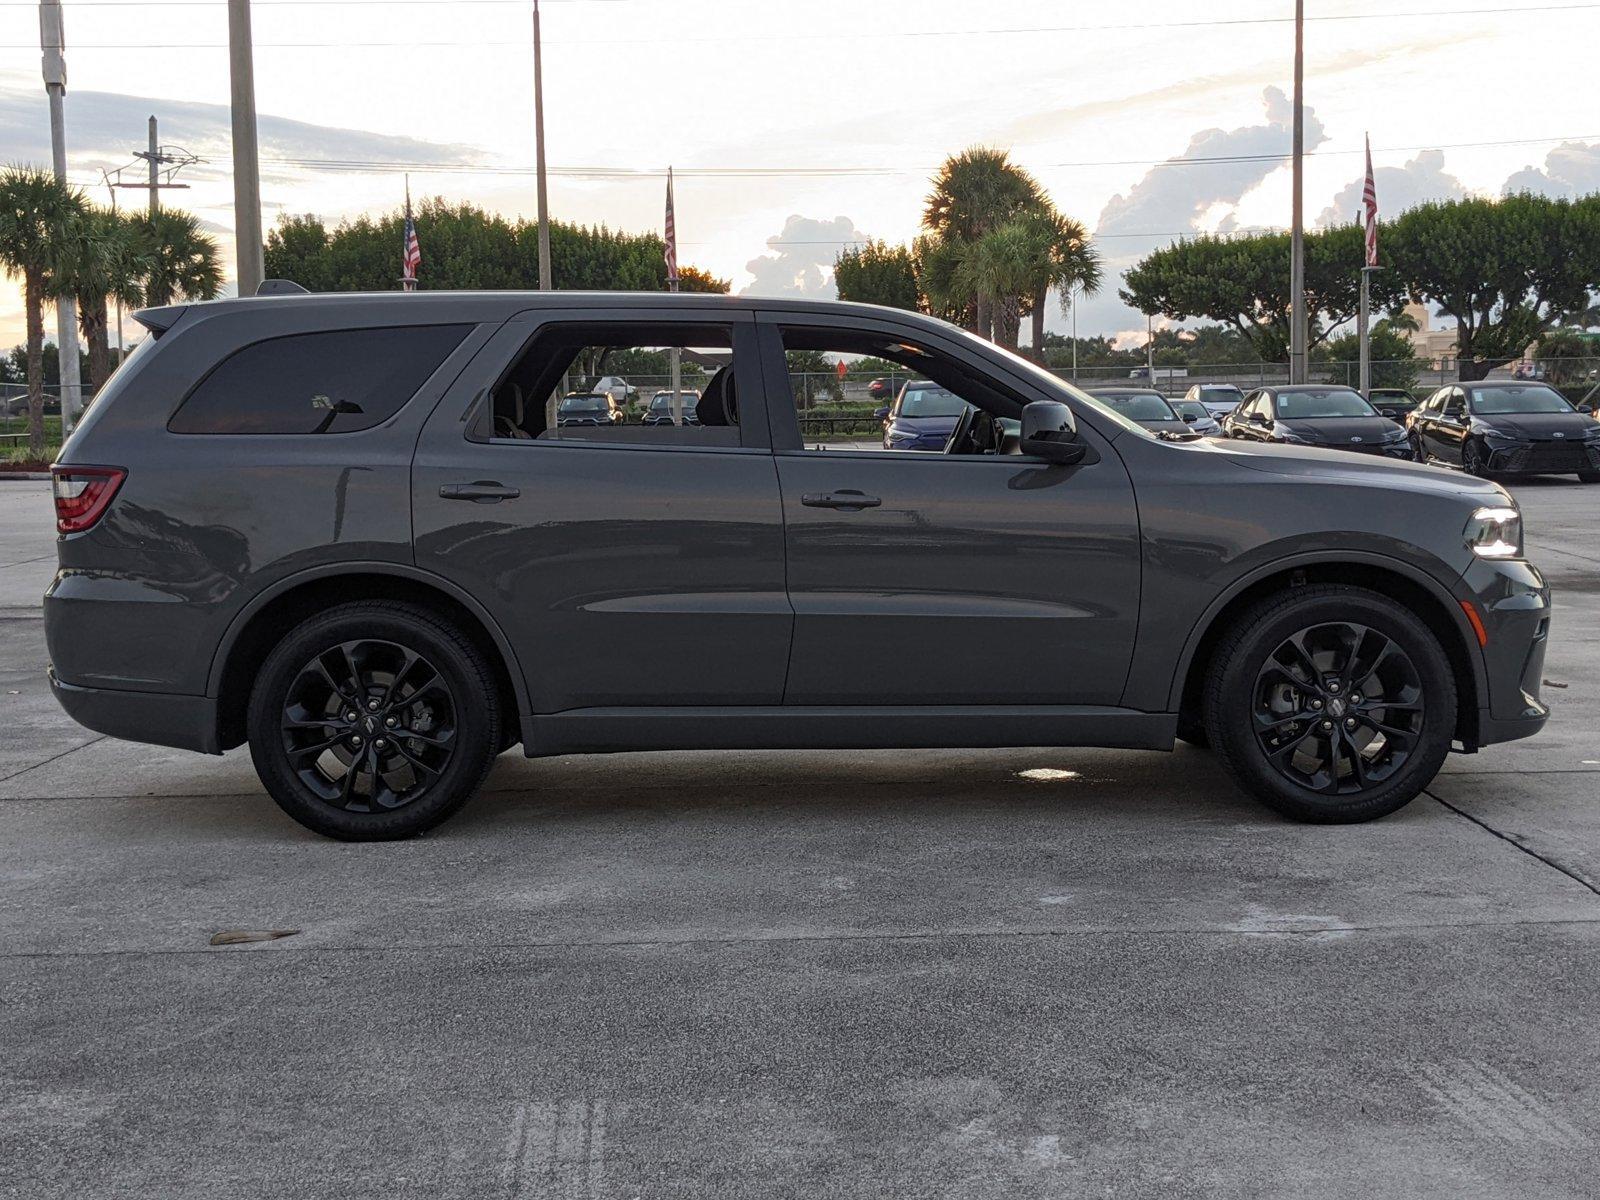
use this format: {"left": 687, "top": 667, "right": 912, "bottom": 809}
{"left": 1170, "top": 552, "right": 1487, "bottom": 749}
{"left": 208, "top": 562, "right": 529, "bottom": 751}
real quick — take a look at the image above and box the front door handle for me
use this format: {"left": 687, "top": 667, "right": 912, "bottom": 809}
{"left": 440, "top": 481, "right": 520, "bottom": 503}
{"left": 801, "top": 490, "right": 881, "bottom": 511}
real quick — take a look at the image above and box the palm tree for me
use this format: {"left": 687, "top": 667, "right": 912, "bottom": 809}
{"left": 950, "top": 222, "right": 1046, "bottom": 351}
{"left": 140, "top": 209, "right": 223, "bottom": 307}
{"left": 1019, "top": 209, "right": 1103, "bottom": 364}
{"left": 58, "top": 207, "right": 149, "bottom": 391}
{"left": 923, "top": 148, "right": 1045, "bottom": 337}
{"left": 0, "top": 165, "right": 87, "bottom": 457}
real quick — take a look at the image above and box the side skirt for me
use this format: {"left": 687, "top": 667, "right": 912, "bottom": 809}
{"left": 521, "top": 705, "right": 1176, "bottom": 758}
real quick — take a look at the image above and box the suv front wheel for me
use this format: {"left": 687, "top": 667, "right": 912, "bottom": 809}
{"left": 247, "top": 601, "right": 502, "bottom": 840}
{"left": 1203, "top": 585, "right": 1456, "bottom": 823}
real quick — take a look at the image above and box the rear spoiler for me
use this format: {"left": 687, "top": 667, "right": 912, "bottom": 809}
{"left": 132, "top": 305, "right": 185, "bottom": 336}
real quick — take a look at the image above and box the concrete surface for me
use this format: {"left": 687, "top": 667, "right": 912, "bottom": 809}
{"left": 1, "top": 475, "right": 1597, "bottom": 1198}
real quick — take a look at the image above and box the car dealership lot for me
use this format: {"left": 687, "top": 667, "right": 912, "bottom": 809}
{"left": 2, "top": 477, "right": 1597, "bottom": 1197}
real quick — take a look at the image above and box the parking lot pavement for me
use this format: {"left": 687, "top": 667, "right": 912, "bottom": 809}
{"left": 2, "top": 475, "right": 1598, "bottom": 1198}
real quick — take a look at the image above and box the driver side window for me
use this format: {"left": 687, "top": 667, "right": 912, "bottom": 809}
{"left": 772, "top": 325, "right": 1021, "bottom": 455}
{"left": 1442, "top": 390, "right": 1466, "bottom": 421}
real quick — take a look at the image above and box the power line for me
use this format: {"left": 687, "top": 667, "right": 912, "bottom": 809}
{"left": 4, "top": 2, "right": 1593, "bottom": 47}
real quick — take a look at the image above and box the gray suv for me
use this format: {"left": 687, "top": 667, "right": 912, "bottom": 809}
{"left": 46, "top": 291, "right": 1550, "bottom": 839}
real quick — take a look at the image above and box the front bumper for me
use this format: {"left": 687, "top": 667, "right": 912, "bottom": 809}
{"left": 1483, "top": 440, "right": 1600, "bottom": 475}
{"left": 1461, "top": 556, "right": 1551, "bottom": 747}
{"left": 1302, "top": 440, "right": 1414, "bottom": 460}
{"left": 49, "top": 669, "right": 221, "bottom": 755}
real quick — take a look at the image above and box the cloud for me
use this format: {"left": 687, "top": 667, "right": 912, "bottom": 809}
{"left": 1094, "top": 87, "right": 1324, "bottom": 239}
{"left": 0, "top": 85, "right": 483, "bottom": 181}
{"left": 1502, "top": 141, "right": 1600, "bottom": 198}
{"left": 739, "top": 214, "right": 866, "bottom": 299}
{"left": 1316, "top": 149, "right": 1467, "bottom": 227}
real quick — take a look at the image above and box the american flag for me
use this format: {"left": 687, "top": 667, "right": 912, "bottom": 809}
{"left": 401, "top": 181, "right": 421, "bottom": 292}
{"left": 1362, "top": 134, "right": 1379, "bottom": 268}
{"left": 663, "top": 166, "right": 678, "bottom": 290}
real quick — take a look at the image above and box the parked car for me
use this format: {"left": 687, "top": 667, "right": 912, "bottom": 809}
{"left": 46, "top": 291, "right": 1548, "bottom": 840}
{"left": 1405, "top": 382, "right": 1600, "bottom": 482}
{"left": 591, "top": 375, "right": 637, "bottom": 404}
{"left": 867, "top": 378, "right": 894, "bottom": 401}
{"left": 3, "top": 394, "right": 61, "bottom": 418}
{"left": 1085, "top": 387, "right": 1197, "bottom": 439}
{"left": 1167, "top": 398, "right": 1223, "bottom": 437}
{"left": 1221, "top": 385, "right": 1412, "bottom": 459}
{"left": 1368, "top": 388, "right": 1419, "bottom": 422}
{"left": 555, "top": 392, "right": 625, "bottom": 427}
{"left": 641, "top": 389, "right": 702, "bottom": 426}
{"left": 881, "top": 380, "right": 972, "bottom": 451}
{"left": 1184, "top": 383, "right": 1247, "bottom": 419}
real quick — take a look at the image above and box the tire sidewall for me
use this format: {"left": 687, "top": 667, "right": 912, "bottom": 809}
{"left": 247, "top": 606, "right": 499, "bottom": 840}
{"left": 1208, "top": 591, "right": 1456, "bottom": 822}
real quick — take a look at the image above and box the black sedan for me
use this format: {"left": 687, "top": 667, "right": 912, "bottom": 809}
{"left": 1406, "top": 382, "right": 1600, "bottom": 482}
{"left": 1368, "top": 387, "right": 1418, "bottom": 422}
{"left": 1221, "top": 385, "right": 1411, "bottom": 458}
{"left": 1085, "top": 387, "right": 1197, "bottom": 439}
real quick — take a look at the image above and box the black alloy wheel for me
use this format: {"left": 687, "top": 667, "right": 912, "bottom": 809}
{"left": 248, "top": 601, "right": 501, "bottom": 840}
{"left": 1251, "top": 623, "right": 1423, "bottom": 796}
{"left": 279, "top": 639, "right": 457, "bottom": 813}
{"left": 1463, "top": 439, "right": 1490, "bottom": 477}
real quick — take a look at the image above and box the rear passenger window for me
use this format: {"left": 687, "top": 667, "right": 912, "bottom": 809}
{"left": 169, "top": 325, "right": 471, "bottom": 434}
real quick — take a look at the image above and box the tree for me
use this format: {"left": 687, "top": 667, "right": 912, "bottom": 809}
{"left": 1386, "top": 193, "right": 1600, "bottom": 381}
{"left": 1533, "top": 328, "right": 1598, "bottom": 386}
{"left": 59, "top": 207, "right": 149, "bottom": 390}
{"left": 0, "top": 166, "right": 86, "bottom": 457}
{"left": 1017, "top": 208, "right": 1101, "bottom": 363}
{"left": 1317, "top": 319, "right": 1422, "bottom": 390}
{"left": 1122, "top": 226, "right": 1407, "bottom": 362}
{"left": 922, "top": 148, "right": 1046, "bottom": 336}
{"left": 834, "top": 239, "right": 919, "bottom": 311}
{"left": 140, "top": 209, "right": 222, "bottom": 307}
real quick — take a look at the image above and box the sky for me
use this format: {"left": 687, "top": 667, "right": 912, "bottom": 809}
{"left": 0, "top": 0, "right": 1598, "bottom": 349}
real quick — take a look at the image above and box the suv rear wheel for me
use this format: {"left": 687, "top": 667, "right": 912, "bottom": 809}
{"left": 247, "top": 601, "right": 501, "bottom": 840}
{"left": 1203, "top": 585, "right": 1456, "bottom": 823}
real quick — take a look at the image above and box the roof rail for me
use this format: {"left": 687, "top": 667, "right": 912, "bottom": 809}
{"left": 257, "top": 279, "right": 309, "bottom": 296}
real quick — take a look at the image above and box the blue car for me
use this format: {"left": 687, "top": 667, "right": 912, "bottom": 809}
{"left": 880, "top": 380, "right": 973, "bottom": 451}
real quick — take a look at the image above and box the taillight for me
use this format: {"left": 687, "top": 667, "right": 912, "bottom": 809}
{"left": 51, "top": 465, "right": 126, "bottom": 534}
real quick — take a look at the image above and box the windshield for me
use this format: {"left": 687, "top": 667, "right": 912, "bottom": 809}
{"left": 1199, "top": 386, "right": 1243, "bottom": 400}
{"left": 898, "top": 385, "right": 970, "bottom": 419}
{"left": 1275, "top": 389, "right": 1376, "bottom": 418}
{"left": 1470, "top": 385, "right": 1576, "bottom": 415}
{"left": 1096, "top": 393, "right": 1176, "bottom": 421}
{"left": 560, "top": 396, "right": 606, "bottom": 411}
{"left": 1171, "top": 400, "right": 1210, "bottom": 420}
{"left": 650, "top": 393, "right": 694, "bottom": 409}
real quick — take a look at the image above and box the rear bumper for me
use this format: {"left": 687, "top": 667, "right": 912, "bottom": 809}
{"left": 48, "top": 670, "right": 221, "bottom": 755}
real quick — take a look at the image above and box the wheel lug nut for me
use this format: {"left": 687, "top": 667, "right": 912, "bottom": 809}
{"left": 374, "top": 739, "right": 387, "bottom": 749}
{"left": 344, "top": 710, "right": 357, "bottom": 722}
{"left": 350, "top": 735, "right": 363, "bottom": 746}
{"left": 367, "top": 699, "right": 380, "bottom": 710}
{"left": 1311, "top": 699, "right": 1323, "bottom": 710}
{"left": 1321, "top": 720, "right": 1333, "bottom": 731}
{"left": 1345, "top": 717, "right": 1357, "bottom": 729}
{"left": 1327, "top": 681, "right": 1340, "bottom": 694}
{"left": 384, "top": 717, "right": 397, "bottom": 728}
{"left": 1351, "top": 693, "right": 1363, "bottom": 705}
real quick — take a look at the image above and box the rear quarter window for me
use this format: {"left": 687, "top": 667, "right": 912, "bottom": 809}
{"left": 168, "top": 324, "right": 472, "bottom": 434}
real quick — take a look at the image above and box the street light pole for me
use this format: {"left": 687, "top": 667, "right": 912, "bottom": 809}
{"left": 227, "top": 0, "right": 265, "bottom": 296}
{"left": 1070, "top": 283, "right": 1078, "bottom": 381}
{"left": 1289, "top": 0, "right": 1308, "bottom": 384}
{"left": 533, "top": 0, "right": 552, "bottom": 291}
{"left": 39, "top": 0, "right": 81, "bottom": 435}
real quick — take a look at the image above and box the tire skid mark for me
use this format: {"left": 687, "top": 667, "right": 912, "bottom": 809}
{"left": 1412, "top": 1058, "right": 1586, "bottom": 1146}
{"left": 503, "top": 1097, "right": 606, "bottom": 1198}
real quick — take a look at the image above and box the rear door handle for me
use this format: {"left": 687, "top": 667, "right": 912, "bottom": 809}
{"left": 440, "top": 481, "right": 520, "bottom": 503}
{"left": 801, "top": 490, "right": 881, "bottom": 511}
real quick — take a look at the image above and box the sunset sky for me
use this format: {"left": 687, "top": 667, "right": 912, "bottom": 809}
{"left": 1, "top": 0, "right": 1597, "bottom": 347}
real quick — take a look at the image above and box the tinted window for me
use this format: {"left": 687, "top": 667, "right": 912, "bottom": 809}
{"left": 1171, "top": 400, "right": 1209, "bottom": 420}
{"left": 898, "top": 385, "right": 969, "bottom": 418}
{"left": 1469, "top": 385, "right": 1576, "bottom": 415}
{"left": 1274, "top": 389, "right": 1376, "bottom": 419}
{"left": 1096, "top": 393, "right": 1176, "bottom": 420}
{"left": 170, "top": 325, "right": 471, "bottom": 434}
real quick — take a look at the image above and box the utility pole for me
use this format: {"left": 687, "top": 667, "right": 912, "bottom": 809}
{"left": 1147, "top": 312, "right": 1156, "bottom": 390}
{"left": 228, "top": 0, "right": 264, "bottom": 296}
{"left": 146, "top": 116, "right": 158, "bottom": 212}
{"left": 1288, "top": 0, "right": 1308, "bottom": 384}
{"left": 533, "top": 0, "right": 552, "bottom": 290}
{"left": 100, "top": 171, "right": 125, "bottom": 370}
{"left": 1070, "top": 283, "right": 1078, "bottom": 381}
{"left": 39, "top": 0, "right": 82, "bottom": 435}
{"left": 123, "top": 118, "right": 196, "bottom": 217}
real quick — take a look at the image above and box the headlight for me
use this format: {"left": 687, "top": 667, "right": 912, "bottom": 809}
{"left": 1382, "top": 427, "right": 1409, "bottom": 443}
{"left": 1465, "top": 505, "right": 1522, "bottom": 559}
{"left": 1276, "top": 429, "right": 1309, "bottom": 444}
{"left": 885, "top": 428, "right": 916, "bottom": 445}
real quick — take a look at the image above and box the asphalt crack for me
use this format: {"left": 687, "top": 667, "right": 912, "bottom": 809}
{"left": 1429, "top": 788, "right": 1600, "bottom": 898}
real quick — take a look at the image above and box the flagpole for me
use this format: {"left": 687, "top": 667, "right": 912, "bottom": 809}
{"left": 1358, "top": 133, "right": 1379, "bottom": 397}
{"left": 666, "top": 167, "right": 683, "bottom": 426}
{"left": 1288, "top": 0, "right": 1307, "bottom": 385}
{"left": 400, "top": 173, "right": 415, "bottom": 292}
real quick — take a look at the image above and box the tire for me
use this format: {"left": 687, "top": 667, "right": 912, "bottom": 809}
{"left": 1409, "top": 432, "right": 1427, "bottom": 463}
{"left": 1462, "top": 438, "right": 1491, "bottom": 478}
{"left": 1175, "top": 713, "right": 1210, "bottom": 749}
{"left": 1578, "top": 470, "right": 1600, "bottom": 484}
{"left": 1203, "top": 585, "right": 1456, "bottom": 823}
{"left": 247, "top": 601, "right": 502, "bottom": 840}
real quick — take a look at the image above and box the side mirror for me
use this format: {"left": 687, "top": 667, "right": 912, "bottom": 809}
{"left": 1020, "top": 400, "right": 1086, "bottom": 464}
{"left": 873, "top": 406, "right": 890, "bottom": 420}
